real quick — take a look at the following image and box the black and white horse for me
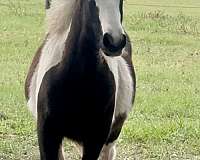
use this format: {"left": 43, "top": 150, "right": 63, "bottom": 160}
{"left": 25, "top": 0, "right": 136, "bottom": 159}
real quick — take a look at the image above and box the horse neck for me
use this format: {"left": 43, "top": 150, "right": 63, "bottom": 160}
{"left": 60, "top": 0, "right": 102, "bottom": 71}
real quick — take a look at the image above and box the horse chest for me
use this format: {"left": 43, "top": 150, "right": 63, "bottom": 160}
{"left": 27, "top": 35, "right": 133, "bottom": 125}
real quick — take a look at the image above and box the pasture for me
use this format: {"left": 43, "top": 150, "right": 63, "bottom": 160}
{"left": 0, "top": 0, "right": 200, "bottom": 159}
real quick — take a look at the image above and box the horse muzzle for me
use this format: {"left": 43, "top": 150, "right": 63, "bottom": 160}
{"left": 102, "top": 32, "right": 126, "bottom": 57}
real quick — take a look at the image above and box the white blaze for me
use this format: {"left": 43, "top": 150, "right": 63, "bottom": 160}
{"left": 95, "top": 0, "right": 124, "bottom": 44}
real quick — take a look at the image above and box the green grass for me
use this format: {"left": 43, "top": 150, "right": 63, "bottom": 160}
{"left": 0, "top": 0, "right": 200, "bottom": 159}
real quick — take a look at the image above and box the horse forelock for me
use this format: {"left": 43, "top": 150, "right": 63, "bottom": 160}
{"left": 46, "top": 0, "right": 76, "bottom": 35}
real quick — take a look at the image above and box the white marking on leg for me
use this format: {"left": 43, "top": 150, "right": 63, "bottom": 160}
{"left": 101, "top": 143, "right": 116, "bottom": 160}
{"left": 60, "top": 146, "right": 65, "bottom": 160}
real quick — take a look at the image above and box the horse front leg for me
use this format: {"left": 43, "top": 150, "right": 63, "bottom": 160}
{"left": 37, "top": 117, "right": 64, "bottom": 160}
{"left": 82, "top": 142, "right": 104, "bottom": 160}
{"left": 100, "top": 143, "right": 116, "bottom": 160}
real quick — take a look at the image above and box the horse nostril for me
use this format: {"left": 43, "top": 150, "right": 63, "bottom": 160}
{"left": 120, "top": 34, "right": 126, "bottom": 48}
{"left": 103, "top": 33, "right": 114, "bottom": 48}
{"left": 103, "top": 33, "right": 126, "bottom": 54}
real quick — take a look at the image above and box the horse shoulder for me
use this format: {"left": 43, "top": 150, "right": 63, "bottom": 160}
{"left": 25, "top": 40, "right": 47, "bottom": 101}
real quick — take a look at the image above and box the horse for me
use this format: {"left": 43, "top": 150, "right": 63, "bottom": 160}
{"left": 25, "top": 0, "right": 136, "bottom": 159}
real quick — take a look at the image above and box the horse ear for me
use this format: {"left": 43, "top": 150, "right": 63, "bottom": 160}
{"left": 45, "top": 0, "right": 51, "bottom": 9}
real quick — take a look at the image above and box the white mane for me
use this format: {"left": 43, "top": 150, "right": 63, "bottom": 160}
{"left": 46, "top": 0, "right": 75, "bottom": 35}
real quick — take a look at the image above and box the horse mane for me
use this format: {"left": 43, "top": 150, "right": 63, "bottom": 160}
{"left": 46, "top": 0, "right": 75, "bottom": 35}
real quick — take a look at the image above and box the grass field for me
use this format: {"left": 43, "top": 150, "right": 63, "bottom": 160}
{"left": 0, "top": 0, "right": 200, "bottom": 159}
